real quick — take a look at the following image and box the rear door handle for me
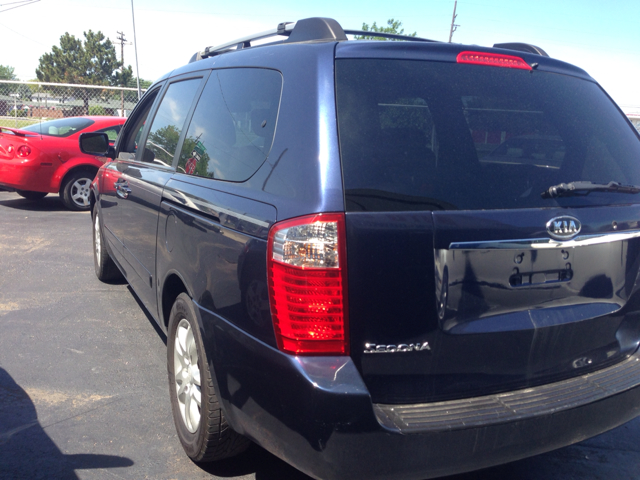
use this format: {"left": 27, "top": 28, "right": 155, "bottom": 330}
{"left": 114, "top": 180, "right": 131, "bottom": 199}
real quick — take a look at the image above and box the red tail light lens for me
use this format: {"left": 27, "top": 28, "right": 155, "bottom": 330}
{"left": 17, "top": 145, "right": 31, "bottom": 157}
{"left": 267, "top": 213, "right": 349, "bottom": 355}
{"left": 457, "top": 51, "right": 532, "bottom": 70}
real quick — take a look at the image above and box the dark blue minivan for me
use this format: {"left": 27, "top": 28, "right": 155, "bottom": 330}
{"left": 81, "top": 18, "right": 640, "bottom": 480}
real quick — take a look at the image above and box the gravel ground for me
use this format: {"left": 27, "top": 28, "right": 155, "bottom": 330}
{"left": 0, "top": 190, "right": 639, "bottom": 480}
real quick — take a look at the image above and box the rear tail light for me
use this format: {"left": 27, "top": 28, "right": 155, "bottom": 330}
{"left": 17, "top": 145, "right": 31, "bottom": 157}
{"left": 457, "top": 51, "right": 532, "bottom": 70}
{"left": 267, "top": 213, "right": 349, "bottom": 356}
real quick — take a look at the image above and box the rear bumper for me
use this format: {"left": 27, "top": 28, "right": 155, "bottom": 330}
{"left": 197, "top": 303, "right": 640, "bottom": 480}
{"left": 0, "top": 159, "right": 54, "bottom": 192}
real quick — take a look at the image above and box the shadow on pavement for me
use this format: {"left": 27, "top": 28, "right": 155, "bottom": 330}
{"left": 198, "top": 443, "right": 314, "bottom": 479}
{"left": 0, "top": 368, "right": 134, "bottom": 479}
{"left": 0, "top": 195, "right": 68, "bottom": 212}
{"left": 127, "top": 285, "right": 167, "bottom": 345}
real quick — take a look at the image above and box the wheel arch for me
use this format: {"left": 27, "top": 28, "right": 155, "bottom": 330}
{"left": 50, "top": 156, "right": 103, "bottom": 191}
{"left": 161, "top": 271, "right": 193, "bottom": 329}
{"left": 89, "top": 189, "right": 97, "bottom": 219}
{"left": 57, "top": 163, "right": 100, "bottom": 195}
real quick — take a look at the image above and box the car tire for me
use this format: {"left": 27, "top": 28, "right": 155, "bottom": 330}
{"left": 92, "top": 204, "right": 123, "bottom": 282}
{"left": 61, "top": 170, "right": 94, "bottom": 211}
{"left": 167, "top": 293, "right": 250, "bottom": 462}
{"left": 16, "top": 190, "right": 47, "bottom": 201}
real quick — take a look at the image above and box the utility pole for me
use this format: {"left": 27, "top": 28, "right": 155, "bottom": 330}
{"left": 448, "top": 0, "right": 459, "bottom": 43}
{"left": 116, "top": 31, "right": 127, "bottom": 117}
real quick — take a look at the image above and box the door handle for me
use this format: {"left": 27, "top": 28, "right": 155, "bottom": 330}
{"left": 114, "top": 180, "right": 131, "bottom": 199}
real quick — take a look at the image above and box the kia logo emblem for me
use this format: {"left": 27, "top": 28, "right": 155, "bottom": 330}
{"left": 546, "top": 216, "right": 581, "bottom": 240}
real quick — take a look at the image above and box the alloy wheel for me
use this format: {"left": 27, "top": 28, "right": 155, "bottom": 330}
{"left": 70, "top": 178, "right": 92, "bottom": 208}
{"left": 174, "top": 318, "right": 202, "bottom": 433}
{"left": 94, "top": 213, "right": 101, "bottom": 260}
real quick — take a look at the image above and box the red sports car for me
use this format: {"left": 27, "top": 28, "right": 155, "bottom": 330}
{"left": 0, "top": 116, "right": 126, "bottom": 210}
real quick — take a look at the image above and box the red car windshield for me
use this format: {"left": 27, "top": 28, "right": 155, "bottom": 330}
{"left": 21, "top": 117, "right": 95, "bottom": 137}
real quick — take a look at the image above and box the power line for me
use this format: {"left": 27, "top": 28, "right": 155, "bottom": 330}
{"left": 0, "top": 0, "right": 39, "bottom": 14}
{"left": 1, "top": 0, "right": 37, "bottom": 5}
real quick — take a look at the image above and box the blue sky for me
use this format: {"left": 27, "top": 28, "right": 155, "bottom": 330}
{"left": 1, "top": 0, "right": 639, "bottom": 112}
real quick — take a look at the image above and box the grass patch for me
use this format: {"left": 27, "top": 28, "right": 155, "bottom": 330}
{"left": 0, "top": 117, "right": 51, "bottom": 129}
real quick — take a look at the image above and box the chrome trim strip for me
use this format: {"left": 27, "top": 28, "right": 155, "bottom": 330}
{"left": 449, "top": 230, "right": 640, "bottom": 250}
{"left": 374, "top": 351, "right": 640, "bottom": 433}
{"left": 163, "top": 189, "right": 271, "bottom": 228}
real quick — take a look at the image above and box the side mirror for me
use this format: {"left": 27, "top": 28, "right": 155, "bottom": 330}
{"left": 79, "top": 132, "right": 116, "bottom": 159}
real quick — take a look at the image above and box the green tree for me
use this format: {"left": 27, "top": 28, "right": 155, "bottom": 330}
{"left": 0, "top": 65, "right": 20, "bottom": 97}
{"left": 36, "top": 31, "right": 125, "bottom": 114}
{"left": 123, "top": 74, "right": 153, "bottom": 90}
{"left": 0, "top": 65, "right": 17, "bottom": 80}
{"left": 88, "top": 105, "right": 106, "bottom": 116}
{"left": 0, "top": 66, "right": 31, "bottom": 103}
{"left": 355, "top": 19, "right": 417, "bottom": 41}
{"left": 147, "top": 126, "right": 210, "bottom": 173}
{"left": 120, "top": 75, "right": 153, "bottom": 104}
{"left": 147, "top": 125, "right": 181, "bottom": 165}
{"left": 16, "top": 84, "right": 32, "bottom": 101}
{"left": 178, "top": 135, "right": 210, "bottom": 177}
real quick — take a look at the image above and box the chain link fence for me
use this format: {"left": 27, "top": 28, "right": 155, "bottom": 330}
{"left": 628, "top": 114, "right": 640, "bottom": 134}
{"left": 0, "top": 80, "right": 144, "bottom": 129}
{"left": 2, "top": 79, "right": 639, "bottom": 134}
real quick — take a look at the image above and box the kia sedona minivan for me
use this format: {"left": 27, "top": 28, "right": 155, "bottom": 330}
{"left": 80, "top": 17, "right": 640, "bottom": 480}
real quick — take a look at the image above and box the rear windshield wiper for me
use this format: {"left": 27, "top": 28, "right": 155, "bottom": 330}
{"left": 541, "top": 181, "right": 640, "bottom": 199}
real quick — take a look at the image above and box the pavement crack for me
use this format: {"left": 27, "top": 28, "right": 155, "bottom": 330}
{"left": 0, "top": 421, "right": 39, "bottom": 444}
{"left": 97, "top": 467, "right": 130, "bottom": 479}
{"left": 39, "top": 396, "right": 123, "bottom": 431}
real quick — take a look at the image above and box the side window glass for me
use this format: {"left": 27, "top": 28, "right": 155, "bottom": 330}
{"left": 144, "top": 78, "right": 202, "bottom": 167}
{"left": 96, "top": 125, "right": 121, "bottom": 142}
{"left": 177, "top": 68, "right": 282, "bottom": 181}
{"left": 118, "top": 88, "right": 160, "bottom": 159}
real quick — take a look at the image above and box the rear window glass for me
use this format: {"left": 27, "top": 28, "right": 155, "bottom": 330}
{"left": 21, "top": 117, "right": 94, "bottom": 137}
{"left": 96, "top": 125, "right": 122, "bottom": 142}
{"left": 336, "top": 59, "right": 640, "bottom": 211}
{"left": 176, "top": 68, "right": 282, "bottom": 182}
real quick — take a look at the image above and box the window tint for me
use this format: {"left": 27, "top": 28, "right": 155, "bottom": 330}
{"left": 96, "top": 125, "right": 121, "bottom": 142}
{"left": 119, "top": 88, "right": 161, "bottom": 158}
{"left": 336, "top": 59, "right": 640, "bottom": 211}
{"left": 462, "top": 96, "right": 566, "bottom": 168}
{"left": 144, "top": 78, "right": 202, "bottom": 166}
{"left": 177, "top": 68, "right": 282, "bottom": 181}
{"left": 21, "top": 117, "right": 94, "bottom": 137}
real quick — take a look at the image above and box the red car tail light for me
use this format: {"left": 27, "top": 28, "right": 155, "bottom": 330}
{"left": 267, "top": 213, "right": 349, "bottom": 356}
{"left": 457, "top": 51, "right": 532, "bottom": 70}
{"left": 17, "top": 145, "right": 31, "bottom": 157}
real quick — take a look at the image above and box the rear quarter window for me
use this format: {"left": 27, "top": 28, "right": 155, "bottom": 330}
{"left": 176, "top": 68, "right": 282, "bottom": 182}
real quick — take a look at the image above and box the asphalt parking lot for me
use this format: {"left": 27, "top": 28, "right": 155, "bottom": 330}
{"left": 1, "top": 190, "right": 639, "bottom": 480}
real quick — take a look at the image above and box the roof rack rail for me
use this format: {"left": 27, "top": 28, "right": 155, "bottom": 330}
{"left": 343, "top": 29, "right": 436, "bottom": 43}
{"left": 190, "top": 22, "right": 294, "bottom": 63}
{"left": 493, "top": 42, "right": 549, "bottom": 57}
{"left": 189, "top": 17, "right": 437, "bottom": 63}
{"left": 190, "top": 17, "right": 351, "bottom": 63}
